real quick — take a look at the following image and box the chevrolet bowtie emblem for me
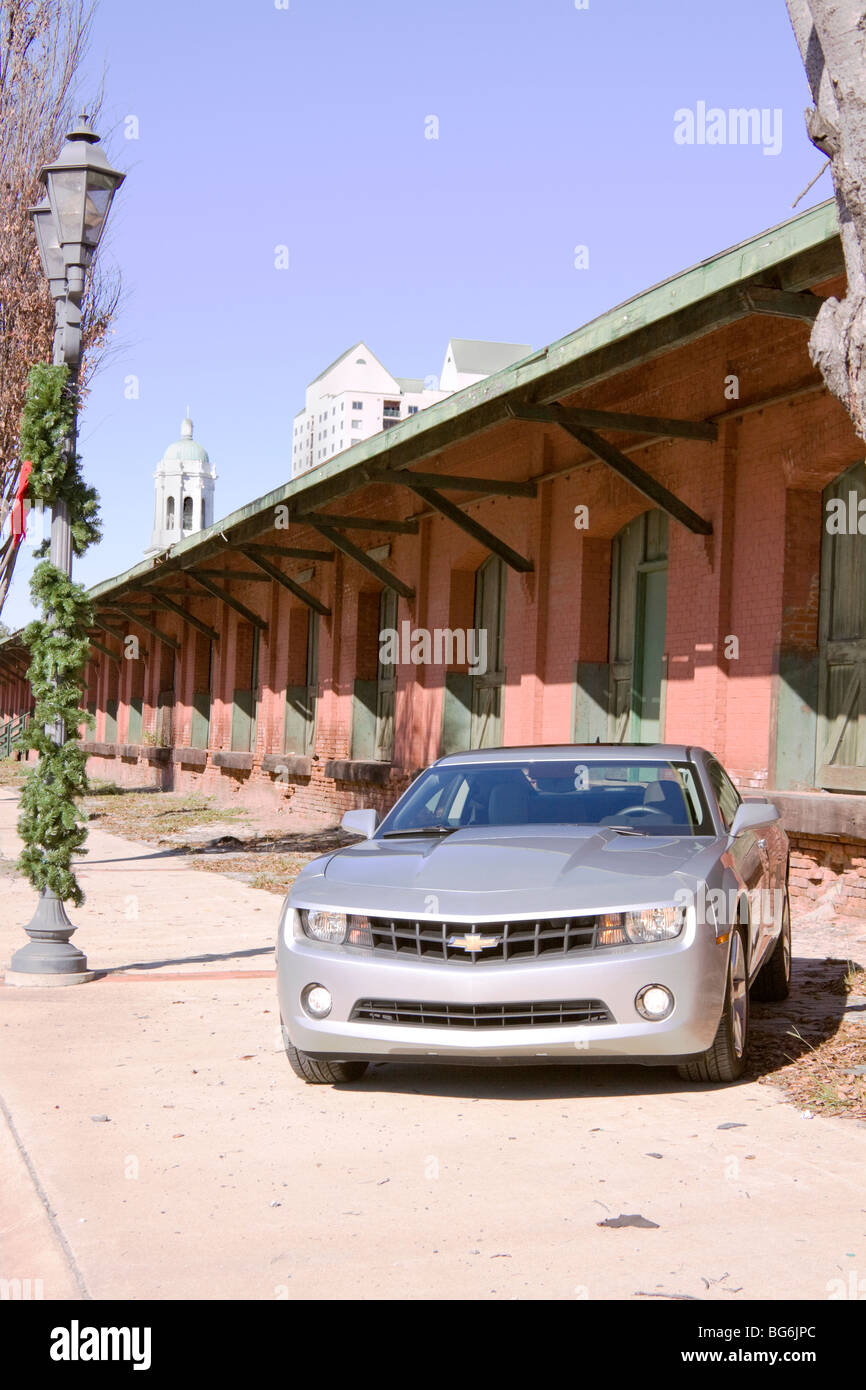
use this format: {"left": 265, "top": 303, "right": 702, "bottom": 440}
{"left": 447, "top": 932, "right": 501, "bottom": 952}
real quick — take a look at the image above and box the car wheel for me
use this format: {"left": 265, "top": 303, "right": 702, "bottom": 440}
{"left": 281, "top": 1021, "right": 368, "bottom": 1085}
{"left": 750, "top": 887, "right": 791, "bottom": 1002}
{"left": 677, "top": 927, "right": 749, "bottom": 1084}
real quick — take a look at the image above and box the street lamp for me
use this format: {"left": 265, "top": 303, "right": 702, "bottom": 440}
{"left": 7, "top": 118, "right": 124, "bottom": 987}
{"left": 28, "top": 201, "right": 69, "bottom": 363}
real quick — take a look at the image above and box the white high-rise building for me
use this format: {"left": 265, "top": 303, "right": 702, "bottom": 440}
{"left": 147, "top": 416, "right": 217, "bottom": 554}
{"left": 291, "top": 338, "right": 531, "bottom": 476}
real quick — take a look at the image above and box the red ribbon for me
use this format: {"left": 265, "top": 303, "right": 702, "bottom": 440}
{"left": 10, "top": 459, "right": 33, "bottom": 546}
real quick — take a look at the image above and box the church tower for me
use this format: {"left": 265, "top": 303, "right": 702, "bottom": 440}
{"left": 147, "top": 415, "right": 216, "bottom": 554}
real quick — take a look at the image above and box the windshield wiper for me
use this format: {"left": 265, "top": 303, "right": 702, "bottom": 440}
{"left": 607, "top": 826, "right": 649, "bottom": 836}
{"left": 382, "top": 825, "right": 458, "bottom": 838}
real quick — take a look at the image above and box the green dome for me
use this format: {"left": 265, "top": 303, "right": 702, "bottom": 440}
{"left": 161, "top": 416, "right": 209, "bottom": 466}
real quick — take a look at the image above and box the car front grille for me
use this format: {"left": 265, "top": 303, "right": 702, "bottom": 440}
{"left": 349, "top": 998, "right": 613, "bottom": 1029}
{"left": 366, "top": 915, "right": 598, "bottom": 965}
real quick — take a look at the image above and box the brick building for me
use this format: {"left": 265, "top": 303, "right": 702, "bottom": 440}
{"left": 2, "top": 199, "right": 865, "bottom": 914}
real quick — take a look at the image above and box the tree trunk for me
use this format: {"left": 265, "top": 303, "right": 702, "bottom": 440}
{"left": 786, "top": 0, "right": 866, "bottom": 438}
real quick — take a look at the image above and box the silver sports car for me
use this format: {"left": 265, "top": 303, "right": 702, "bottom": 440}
{"left": 276, "top": 745, "right": 790, "bottom": 1085}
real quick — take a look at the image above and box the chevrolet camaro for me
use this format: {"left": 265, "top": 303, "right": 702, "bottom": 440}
{"left": 276, "top": 745, "right": 790, "bottom": 1085}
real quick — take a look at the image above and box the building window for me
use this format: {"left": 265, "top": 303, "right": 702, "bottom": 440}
{"left": 165, "top": 496, "right": 175, "bottom": 529}
{"left": 407, "top": 405, "right": 419, "bottom": 415}
{"left": 383, "top": 401, "right": 400, "bottom": 418}
{"left": 182, "top": 496, "right": 193, "bottom": 531}
{"left": 352, "top": 419, "right": 362, "bottom": 430}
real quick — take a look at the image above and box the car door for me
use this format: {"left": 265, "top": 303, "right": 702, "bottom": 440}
{"left": 706, "top": 758, "right": 767, "bottom": 966}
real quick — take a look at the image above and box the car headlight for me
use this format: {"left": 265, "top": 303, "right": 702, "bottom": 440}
{"left": 299, "top": 910, "right": 373, "bottom": 947}
{"left": 598, "top": 906, "right": 684, "bottom": 945}
{"left": 301, "top": 909, "right": 348, "bottom": 944}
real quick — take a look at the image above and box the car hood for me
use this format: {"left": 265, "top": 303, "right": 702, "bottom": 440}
{"left": 291, "top": 824, "right": 722, "bottom": 918}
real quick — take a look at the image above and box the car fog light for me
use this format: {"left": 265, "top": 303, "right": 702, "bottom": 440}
{"left": 302, "top": 984, "right": 332, "bottom": 1018}
{"left": 635, "top": 984, "right": 674, "bottom": 1020}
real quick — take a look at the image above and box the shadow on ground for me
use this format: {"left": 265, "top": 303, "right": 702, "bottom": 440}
{"left": 315, "top": 954, "right": 864, "bottom": 1103}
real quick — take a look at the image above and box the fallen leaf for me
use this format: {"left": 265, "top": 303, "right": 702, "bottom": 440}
{"left": 598, "top": 1214, "right": 659, "bottom": 1229}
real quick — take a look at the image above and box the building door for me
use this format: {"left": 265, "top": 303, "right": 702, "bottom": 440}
{"left": 470, "top": 554, "right": 507, "bottom": 749}
{"left": 284, "top": 611, "right": 319, "bottom": 756}
{"left": 608, "top": 510, "right": 668, "bottom": 743}
{"left": 375, "top": 589, "right": 397, "bottom": 762}
{"left": 231, "top": 622, "right": 259, "bottom": 753}
{"left": 817, "top": 461, "right": 866, "bottom": 791}
{"left": 190, "top": 632, "right": 213, "bottom": 750}
{"left": 304, "top": 611, "right": 319, "bottom": 753}
{"left": 156, "top": 642, "right": 175, "bottom": 747}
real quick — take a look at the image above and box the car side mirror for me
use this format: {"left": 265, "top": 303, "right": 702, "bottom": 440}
{"left": 341, "top": 808, "right": 378, "bottom": 838}
{"left": 729, "top": 800, "right": 780, "bottom": 836}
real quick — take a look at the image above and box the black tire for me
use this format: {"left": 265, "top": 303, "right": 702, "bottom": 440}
{"left": 750, "top": 887, "right": 791, "bottom": 1002}
{"left": 677, "top": 927, "right": 749, "bottom": 1083}
{"left": 281, "top": 1022, "right": 368, "bottom": 1085}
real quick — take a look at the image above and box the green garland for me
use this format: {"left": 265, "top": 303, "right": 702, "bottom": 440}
{"left": 20, "top": 363, "right": 101, "bottom": 556}
{"left": 16, "top": 363, "right": 101, "bottom": 905}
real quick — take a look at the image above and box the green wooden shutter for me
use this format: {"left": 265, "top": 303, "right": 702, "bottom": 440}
{"left": 375, "top": 589, "right": 397, "bottom": 762}
{"left": 231, "top": 626, "right": 259, "bottom": 753}
{"left": 817, "top": 462, "right": 866, "bottom": 790}
{"left": 608, "top": 511, "right": 668, "bottom": 742}
{"left": 470, "top": 556, "right": 506, "bottom": 749}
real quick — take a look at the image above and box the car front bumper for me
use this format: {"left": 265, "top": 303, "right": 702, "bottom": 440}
{"left": 277, "top": 908, "right": 730, "bottom": 1065}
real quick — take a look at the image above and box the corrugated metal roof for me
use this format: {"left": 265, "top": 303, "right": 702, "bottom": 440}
{"left": 49, "top": 198, "right": 844, "bottom": 607}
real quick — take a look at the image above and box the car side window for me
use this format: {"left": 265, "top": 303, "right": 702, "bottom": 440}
{"left": 707, "top": 759, "right": 741, "bottom": 831}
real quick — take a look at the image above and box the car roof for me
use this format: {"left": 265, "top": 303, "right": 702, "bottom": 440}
{"left": 434, "top": 744, "right": 707, "bottom": 767}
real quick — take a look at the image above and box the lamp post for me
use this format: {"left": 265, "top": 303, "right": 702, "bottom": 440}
{"left": 7, "top": 118, "right": 124, "bottom": 986}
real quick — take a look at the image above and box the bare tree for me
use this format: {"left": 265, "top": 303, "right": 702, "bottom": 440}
{"left": 786, "top": 1, "right": 866, "bottom": 438}
{"left": 0, "top": 0, "right": 118, "bottom": 610}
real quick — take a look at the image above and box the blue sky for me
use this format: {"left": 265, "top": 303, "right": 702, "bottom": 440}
{"left": 5, "top": 0, "right": 825, "bottom": 628}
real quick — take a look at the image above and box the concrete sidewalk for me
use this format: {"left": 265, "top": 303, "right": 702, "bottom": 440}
{"left": 1, "top": 789, "right": 865, "bottom": 1301}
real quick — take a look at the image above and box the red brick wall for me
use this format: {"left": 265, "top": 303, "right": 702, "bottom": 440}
{"left": 24, "top": 295, "right": 861, "bottom": 876}
{"left": 789, "top": 834, "right": 866, "bottom": 919}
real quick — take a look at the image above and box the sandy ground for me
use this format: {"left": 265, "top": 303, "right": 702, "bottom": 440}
{"left": 1, "top": 787, "right": 865, "bottom": 1302}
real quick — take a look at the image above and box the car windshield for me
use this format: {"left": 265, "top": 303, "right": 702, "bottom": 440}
{"left": 377, "top": 758, "right": 714, "bottom": 837}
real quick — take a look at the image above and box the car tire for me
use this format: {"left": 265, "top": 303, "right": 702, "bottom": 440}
{"left": 281, "top": 1023, "right": 368, "bottom": 1085}
{"left": 750, "top": 887, "right": 791, "bottom": 1002}
{"left": 677, "top": 927, "right": 749, "bottom": 1084}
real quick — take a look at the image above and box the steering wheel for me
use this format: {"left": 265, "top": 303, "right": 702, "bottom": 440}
{"left": 611, "top": 805, "right": 669, "bottom": 821}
